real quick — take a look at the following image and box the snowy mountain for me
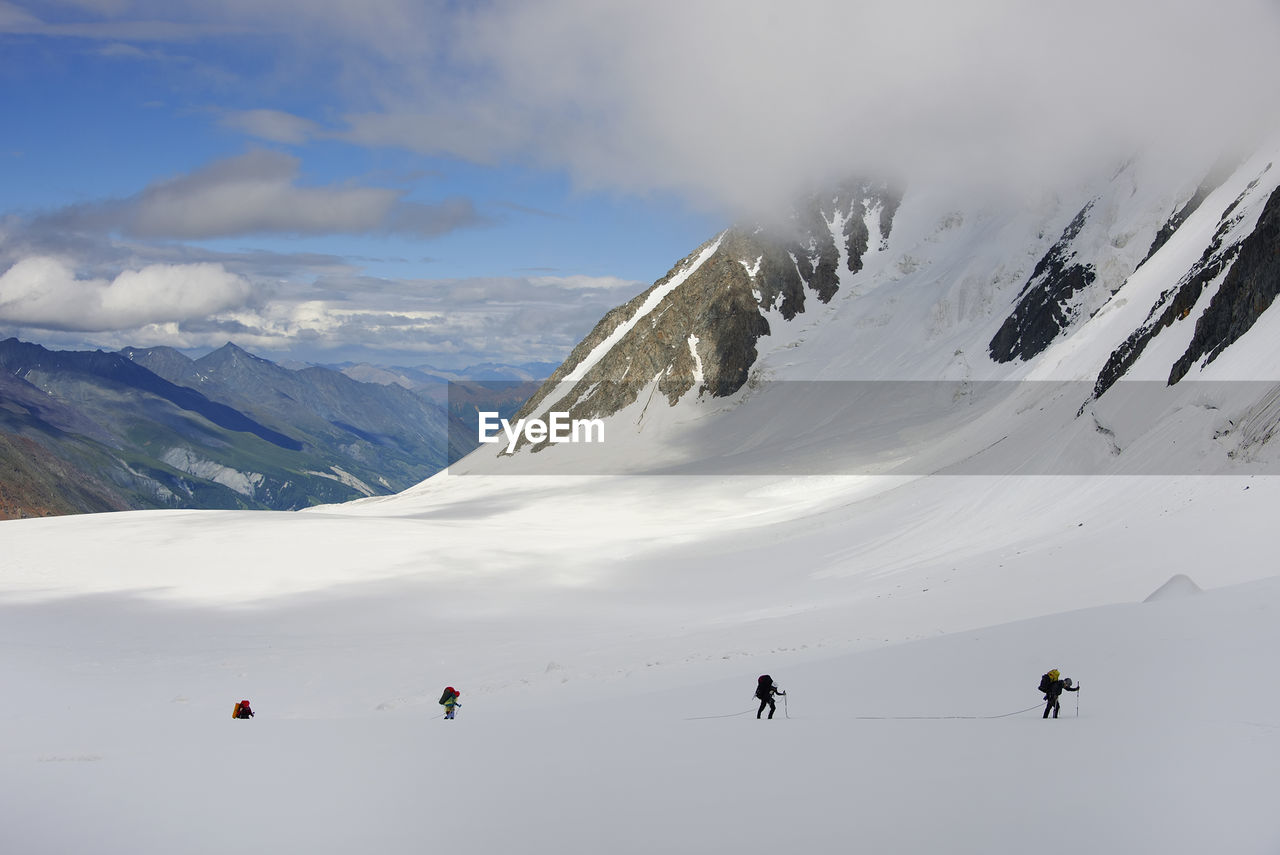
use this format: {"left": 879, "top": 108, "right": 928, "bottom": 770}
{"left": 516, "top": 181, "right": 900, "bottom": 422}
{"left": 4, "top": 143, "right": 1280, "bottom": 854}
{"left": 478, "top": 145, "right": 1280, "bottom": 476}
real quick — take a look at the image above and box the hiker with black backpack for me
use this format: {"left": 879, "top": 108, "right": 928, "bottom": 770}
{"left": 1038, "top": 669, "right": 1079, "bottom": 718}
{"left": 754, "top": 674, "right": 785, "bottom": 719}
{"left": 439, "top": 686, "right": 461, "bottom": 720}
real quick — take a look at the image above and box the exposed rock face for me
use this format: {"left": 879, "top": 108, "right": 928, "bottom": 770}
{"left": 1139, "top": 159, "right": 1236, "bottom": 267}
{"left": 1169, "top": 183, "right": 1280, "bottom": 382}
{"left": 1092, "top": 165, "right": 1275, "bottom": 399}
{"left": 0, "top": 431, "right": 131, "bottom": 519}
{"left": 988, "top": 201, "right": 1099, "bottom": 363}
{"left": 517, "top": 236, "right": 764, "bottom": 426}
{"left": 516, "top": 182, "right": 900, "bottom": 436}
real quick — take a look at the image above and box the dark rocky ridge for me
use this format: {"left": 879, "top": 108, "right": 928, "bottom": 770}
{"left": 1091, "top": 167, "right": 1273, "bottom": 400}
{"left": 1, "top": 339, "right": 300, "bottom": 449}
{"left": 128, "top": 342, "right": 448, "bottom": 464}
{"left": 1139, "top": 158, "right": 1237, "bottom": 268}
{"left": 1169, "top": 182, "right": 1280, "bottom": 382}
{"left": 988, "top": 200, "right": 1099, "bottom": 363}
{"left": 515, "top": 183, "right": 900, "bottom": 441}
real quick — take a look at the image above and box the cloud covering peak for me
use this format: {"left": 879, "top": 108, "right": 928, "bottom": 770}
{"left": 429, "top": 0, "right": 1280, "bottom": 213}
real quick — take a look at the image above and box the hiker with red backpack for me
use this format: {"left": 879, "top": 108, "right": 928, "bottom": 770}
{"left": 232, "top": 699, "right": 254, "bottom": 719}
{"left": 439, "top": 686, "right": 461, "bottom": 719}
{"left": 754, "top": 675, "right": 785, "bottom": 719}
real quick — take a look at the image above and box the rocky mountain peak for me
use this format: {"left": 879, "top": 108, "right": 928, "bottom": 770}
{"left": 515, "top": 181, "right": 900, "bottom": 437}
{"left": 120, "top": 345, "right": 199, "bottom": 385}
{"left": 193, "top": 341, "right": 285, "bottom": 385}
{"left": 198, "top": 341, "right": 256, "bottom": 365}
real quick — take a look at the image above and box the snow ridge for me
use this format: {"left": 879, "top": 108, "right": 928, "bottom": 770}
{"left": 562, "top": 236, "right": 723, "bottom": 384}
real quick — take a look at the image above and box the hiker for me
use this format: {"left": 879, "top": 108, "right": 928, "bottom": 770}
{"left": 1038, "top": 669, "right": 1079, "bottom": 718}
{"left": 754, "top": 674, "right": 785, "bottom": 719}
{"left": 439, "top": 686, "right": 461, "bottom": 720}
{"left": 232, "top": 699, "right": 254, "bottom": 719}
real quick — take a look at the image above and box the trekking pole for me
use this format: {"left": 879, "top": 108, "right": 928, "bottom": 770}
{"left": 784, "top": 692, "right": 789, "bottom": 719}
{"left": 1076, "top": 686, "right": 1080, "bottom": 718}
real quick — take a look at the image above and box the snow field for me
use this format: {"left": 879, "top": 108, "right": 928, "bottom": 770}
{"left": 4, "top": 469, "right": 1280, "bottom": 855}
{"left": 3, "top": 570, "right": 1277, "bottom": 855}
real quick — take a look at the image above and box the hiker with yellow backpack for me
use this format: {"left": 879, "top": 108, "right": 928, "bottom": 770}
{"left": 1038, "top": 669, "right": 1079, "bottom": 718}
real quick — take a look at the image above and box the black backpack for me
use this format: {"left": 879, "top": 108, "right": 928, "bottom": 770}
{"left": 756, "top": 675, "right": 774, "bottom": 698}
{"left": 1038, "top": 673, "right": 1053, "bottom": 694}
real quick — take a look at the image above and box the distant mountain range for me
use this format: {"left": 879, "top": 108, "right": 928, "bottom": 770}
{"left": 0, "top": 338, "right": 549, "bottom": 518}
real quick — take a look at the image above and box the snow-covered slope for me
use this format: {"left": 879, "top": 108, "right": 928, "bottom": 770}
{"left": 4, "top": 144, "right": 1280, "bottom": 854}
{"left": 5, "top": 465, "right": 1280, "bottom": 853}
{"left": 3, "top": 509, "right": 1278, "bottom": 854}
{"left": 450, "top": 142, "right": 1280, "bottom": 478}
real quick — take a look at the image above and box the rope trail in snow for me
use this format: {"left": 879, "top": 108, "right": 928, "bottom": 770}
{"left": 684, "top": 708, "right": 757, "bottom": 720}
{"left": 852, "top": 703, "right": 1043, "bottom": 721}
{"left": 685, "top": 701, "right": 1043, "bottom": 722}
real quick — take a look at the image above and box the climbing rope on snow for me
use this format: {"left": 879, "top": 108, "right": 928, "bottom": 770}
{"left": 685, "top": 701, "right": 1042, "bottom": 722}
{"left": 683, "top": 708, "right": 757, "bottom": 720}
{"left": 852, "top": 703, "right": 1043, "bottom": 721}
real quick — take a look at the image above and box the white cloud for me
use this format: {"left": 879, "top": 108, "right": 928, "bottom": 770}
{"left": 95, "top": 41, "right": 150, "bottom": 57}
{"left": 0, "top": 255, "right": 629, "bottom": 366}
{"left": 220, "top": 109, "right": 321, "bottom": 145}
{"left": 527, "top": 274, "right": 642, "bottom": 291}
{"left": 0, "top": 256, "right": 252, "bottom": 330}
{"left": 260, "top": 0, "right": 1274, "bottom": 218}
{"left": 123, "top": 151, "right": 396, "bottom": 237}
{"left": 39, "top": 150, "right": 485, "bottom": 239}
{"left": 0, "top": 1, "right": 46, "bottom": 29}
{"left": 436, "top": 0, "right": 1280, "bottom": 214}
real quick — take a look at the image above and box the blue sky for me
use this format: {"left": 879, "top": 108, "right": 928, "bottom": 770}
{"left": 1, "top": 1, "right": 1277, "bottom": 369}
{"left": 0, "top": 1, "right": 727, "bottom": 368}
